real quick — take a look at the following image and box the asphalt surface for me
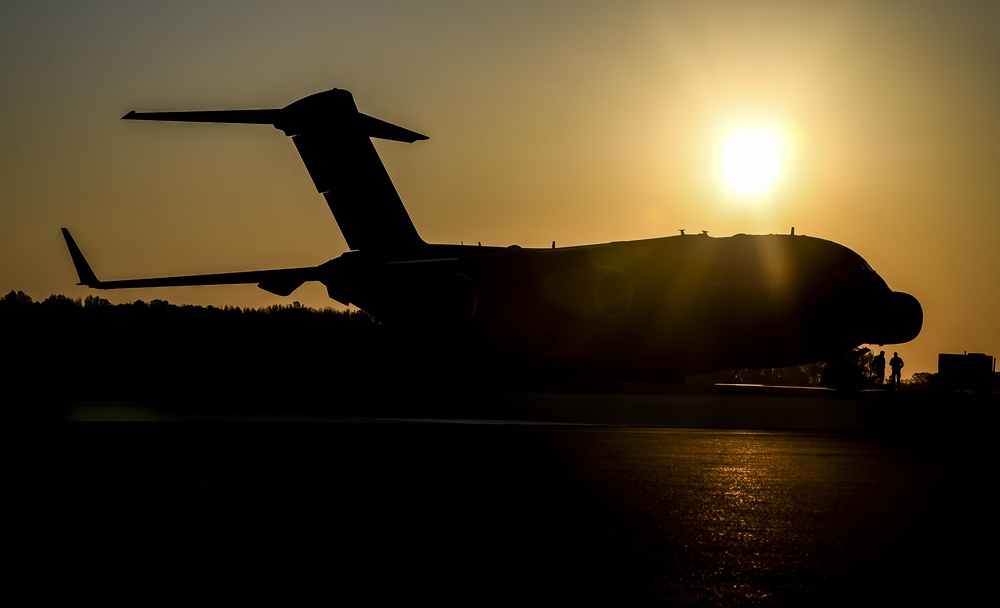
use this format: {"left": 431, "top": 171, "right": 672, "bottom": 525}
{"left": 15, "top": 388, "right": 995, "bottom": 605}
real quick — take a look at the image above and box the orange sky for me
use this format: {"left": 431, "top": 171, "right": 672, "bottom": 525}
{"left": 2, "top": 1, "right": 998, "bottom": 377}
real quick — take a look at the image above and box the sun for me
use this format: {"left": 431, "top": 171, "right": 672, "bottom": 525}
{"left": 720, "top": 127, "right": 784, "bottom": 198}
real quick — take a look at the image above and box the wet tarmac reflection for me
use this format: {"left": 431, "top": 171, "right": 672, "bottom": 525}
{"left": 19, "top": 420, "right": 988, "bottom": 605}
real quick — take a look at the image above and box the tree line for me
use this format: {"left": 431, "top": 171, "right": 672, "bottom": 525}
{"left": 3, "top": 289, "right": 926, "bottom": 409}
{"left": 2, "top": 290, "right": 392, "bottom": 407}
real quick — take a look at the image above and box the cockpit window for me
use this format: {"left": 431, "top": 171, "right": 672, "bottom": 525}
{"left": 860, "top": 259, "right": 875, "bottom": 273}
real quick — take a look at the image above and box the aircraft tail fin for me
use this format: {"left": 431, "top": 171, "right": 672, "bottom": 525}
{"left": 123, "top": 89, "right": 428, "bottom": 254}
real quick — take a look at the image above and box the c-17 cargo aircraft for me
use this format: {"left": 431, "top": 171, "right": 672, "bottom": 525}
{"left": 62, "top": 88, "right": 922, "bottom": 379}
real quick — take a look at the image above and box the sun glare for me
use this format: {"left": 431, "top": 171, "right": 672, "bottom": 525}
{"left": 720, "top": 128, "right": 784, "bottom": 198}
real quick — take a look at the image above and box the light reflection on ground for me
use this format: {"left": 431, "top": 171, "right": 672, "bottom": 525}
{"left": 18, "top": 389, "right": 993, "bottom": 605}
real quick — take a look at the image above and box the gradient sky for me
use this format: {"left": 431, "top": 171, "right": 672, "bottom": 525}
{"left": 2, "top": 1, "right": 998, "bottom": 377}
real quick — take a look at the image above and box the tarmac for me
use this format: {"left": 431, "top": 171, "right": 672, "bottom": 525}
{"left": 14, "top": 384, "right": 996, "bottom": 604}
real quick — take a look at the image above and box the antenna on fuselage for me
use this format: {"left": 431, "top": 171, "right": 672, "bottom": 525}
{"left": 679, "top": 229, "right": 686, "bottom": 236}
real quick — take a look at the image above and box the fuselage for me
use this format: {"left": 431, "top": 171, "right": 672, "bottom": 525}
{"left": 316, "top": 232, "right": 921, "bottom": 377}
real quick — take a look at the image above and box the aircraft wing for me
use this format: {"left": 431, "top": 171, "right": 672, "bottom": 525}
{"left": 61, "top": 228, "right": 318, "bottom": 297}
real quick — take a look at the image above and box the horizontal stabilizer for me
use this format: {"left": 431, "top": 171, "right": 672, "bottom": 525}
{"left": 122, "top": 109, "right": 280, "bottom": 125}
{"left": 122, "top": 87, "right": 429, "bottom": 253}
{"left": 355, "top": 113, "right": 428, "bottom": 143}
{"left": 121, "top": 89, "right": 427, "bottom": 142}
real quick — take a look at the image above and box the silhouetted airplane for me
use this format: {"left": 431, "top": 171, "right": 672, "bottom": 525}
{"left": 62, "top": 88, "right": 922, "bottom": 379}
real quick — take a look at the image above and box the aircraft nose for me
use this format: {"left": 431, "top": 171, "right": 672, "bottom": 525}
{"left": 867, "top": 291, "right": 922, "bottom": 345}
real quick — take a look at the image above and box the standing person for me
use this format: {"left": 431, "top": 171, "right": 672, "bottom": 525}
{"left": 889, "top": 352, "right": 904, "bottom": 387}
{"left": 872, "top": 350, "right": 886, "bottom": 385}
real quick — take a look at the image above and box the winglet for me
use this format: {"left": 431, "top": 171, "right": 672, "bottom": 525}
{"left": 61, "top": 228, "right": 102, "bottom": 287}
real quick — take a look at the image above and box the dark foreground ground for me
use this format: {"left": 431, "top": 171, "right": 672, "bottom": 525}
{"left": 13, "top": 387, "right": 996, "bottom": 605}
